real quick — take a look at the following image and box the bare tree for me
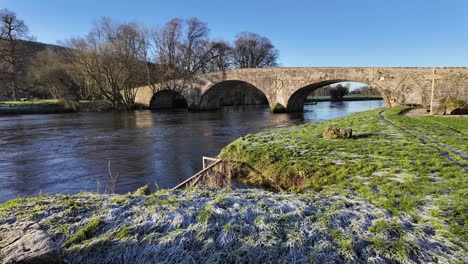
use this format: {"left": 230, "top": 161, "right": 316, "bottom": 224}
{"left": 0, "top": 8, "right": 32, "bottom": 100}
{"left": 23, "top": 15, "right": 283, "bottom": 108}
{"left": 205, "top": 40, "right": 233, "bottom": 72}
{"left": 151, "top": 18, "right": 184, "bottom": 85}
{"left": 151, "top": 18, "right": 232, "bottom": 79}
{"left": 65, "top": 18, "right": 150, "bottom": 110}
{"left": 28, "top": 48, "right": 81, "bottom": 105}
{"left": 350, "top": 85, "right": 381, "bottom": 96}
{"left": 182, "top": 18, "right": 210, "bottom": 73}
{"left": 233, "top": 32, "right": 279, "bottom": 68}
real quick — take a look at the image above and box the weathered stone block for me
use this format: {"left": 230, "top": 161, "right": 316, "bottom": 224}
{"left": 0, "top": 221, "right": 62, "bottom": 264}
{"left": 322, "top": 127, "right": 353, "bottom": 139}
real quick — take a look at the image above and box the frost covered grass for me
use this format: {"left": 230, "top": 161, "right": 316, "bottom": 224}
{"left": 1, "top": 108, "right": 466, "bottom": 263}
{"left": 1, "top": 188, "right": 465, "bottom": 263}
{"left": 219, "top": 108, "right": 467, "bottom": 251}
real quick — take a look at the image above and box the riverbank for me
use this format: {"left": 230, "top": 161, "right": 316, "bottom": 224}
{"left": 219, "top": 108, "right": 467, "bottom": 255}
{"left": 0, "top": 97, "right": 385, "bottom": 115}
{"left": 0, "top": 100, "right": 73, "bottom": 115}
{"left": 305, "top": 95, "right": 383, "bottom": 103}
{"left": 1, "top": 187, "right": 465, "bottom": 263}
{"left": 0, "top": 100, "right": 122, "bottom": 115}
{"left": 1, "top": 108, "right": 467, "bottom": 263}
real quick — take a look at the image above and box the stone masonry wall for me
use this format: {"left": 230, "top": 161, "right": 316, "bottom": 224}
{"left": 134, "top": 67, "right": 468, "bottom": 114}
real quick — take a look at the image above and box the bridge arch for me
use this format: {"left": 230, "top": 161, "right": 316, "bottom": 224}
{"left": 200, "top": 80, "right": 270, "bottom": 110}
{"left": 286, "top": 80, "right": 390, "bottom": 112}
{"left": 149, "top": 89, "right": 189, "bottom": 110}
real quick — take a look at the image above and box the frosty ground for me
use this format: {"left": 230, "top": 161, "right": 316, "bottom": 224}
{"left": 1, "top": 108, "right": 467, "bottom": 263}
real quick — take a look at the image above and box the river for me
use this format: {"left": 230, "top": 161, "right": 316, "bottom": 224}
{"left": 0, "top": 100, "right": 383, "bottom": 202}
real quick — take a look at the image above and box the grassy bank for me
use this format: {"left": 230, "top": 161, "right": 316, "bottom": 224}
{"left": 1, "top": 108, "right": 466, "bottom": 263}
{"left": 0, "top": 100, "right": 115, "bottom": 115}
{"left": 0, "top": 99, "right": 72, "bottom": 114}
{"left": 1, "top": 188, "right": 465, "bottom": 263}
{"left": 220, "top": 108, "right": 467, "bottom": 252}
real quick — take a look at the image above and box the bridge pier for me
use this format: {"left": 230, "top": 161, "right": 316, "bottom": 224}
{"left": 269, "top": 103, "right": 286, "bottom": 113}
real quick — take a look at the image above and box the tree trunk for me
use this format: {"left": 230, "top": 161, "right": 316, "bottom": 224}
{"left": 10, "top": 80, "right": 16, "bottom": 101}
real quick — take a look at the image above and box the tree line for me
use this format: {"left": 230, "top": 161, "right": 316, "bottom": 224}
{"left": 312, "top": 83, "right": 381, "bottom": 100}
{"left": 0, "top": 9, "right": 279, "bottom": 110}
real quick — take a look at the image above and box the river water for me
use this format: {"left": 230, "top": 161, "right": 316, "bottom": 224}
{"left": 0, "top": 100, "right": 383, "bottom": 202}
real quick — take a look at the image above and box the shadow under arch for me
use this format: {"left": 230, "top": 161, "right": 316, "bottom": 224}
{"left": 199, "top": 80, "right": 269, "bottom": 110}
{"left": 150, "top": 90, "right": 189, "bottom": 110}
{"left": 287, "top": 80, "right": 389, "bottom": 112}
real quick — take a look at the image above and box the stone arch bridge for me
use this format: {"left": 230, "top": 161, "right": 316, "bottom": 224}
{"left": 133, "top": 67, "right": 468, "bottom": 114}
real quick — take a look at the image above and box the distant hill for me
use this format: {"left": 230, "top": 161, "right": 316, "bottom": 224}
{"left": 0, "top": 39, "right": 66, "bottom": 100}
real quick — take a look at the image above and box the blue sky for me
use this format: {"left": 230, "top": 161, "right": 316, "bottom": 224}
{"left": 2, "top": 0, "right": 467, "bottom": 66}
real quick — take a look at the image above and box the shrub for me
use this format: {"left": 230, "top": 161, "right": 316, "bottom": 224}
{"left": 329, "top": 84, "right": 349, "bottom": 100}
{"left": 441, "top": 97, "right": 467, "bottom": 114}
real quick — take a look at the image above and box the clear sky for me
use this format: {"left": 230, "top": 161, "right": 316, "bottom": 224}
{"left": 2, "top": 0, "right": 467, "bottom": 67}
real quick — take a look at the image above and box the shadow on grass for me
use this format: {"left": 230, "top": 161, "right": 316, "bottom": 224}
{"left": 352, "top": 133, "right": 379, "bottom": 139}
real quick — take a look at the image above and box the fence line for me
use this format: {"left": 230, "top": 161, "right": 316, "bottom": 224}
{"left": 172, "top": 157, "right": 231, "bottom": 190}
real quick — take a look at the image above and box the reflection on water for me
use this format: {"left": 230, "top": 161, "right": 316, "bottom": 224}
{"left": 0, "top": 100, "right": 383, "bottom": 201}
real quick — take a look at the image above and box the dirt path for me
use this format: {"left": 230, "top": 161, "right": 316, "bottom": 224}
{"left": 404, "top": 108, "right": 468, "bottom": 118}
{"left": 379, "top": 110, "right": 468, "bottom": 172}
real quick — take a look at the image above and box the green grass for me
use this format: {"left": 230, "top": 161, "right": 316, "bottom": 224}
{"left": 198, "top": 202, "right": 213, "bottom": 224}
{"left": 0, "top": 197, "right": 25, "bottom": 218}
{"left": 219, "top": 108, "right": 468, "bottom": 244}
{"left": 62, "top": 217, "right": 104, "bottom": 248}
{"left": 0, "top": 99, "right": 108, "bottom": 105}
{"left": 0, "top": 99, "right": 114, "bottom": 114}
{"left": 0, "top": 107, "right": 466, "bottom": 262}
{"left": 0, "top": 187, "right": 465, "bottom": 262}
{"left": 428, "top": 116, "right": 468, "bottom": 135}
{"left": 133, "top": 185, "right": 151, "bottom": 196}
{"left": 0, "top": 99, "right": 70, "bottom": 114}
{"left": 0, "top": 99, "right": 60, "bottom": 105}
{"left": 144, "top": 195, "right": 178, "bottom": 207}
{"left": 384, "top": 108, "right": 468, "bottom": 153}
{"left": 114, "top": 225, "right": 132, "bottom": 240}
{"left": 108, "top": 193, "right": 132, "bottom": 204}
{"left": 417, "top": 116, "right": 468, "bottom": 135}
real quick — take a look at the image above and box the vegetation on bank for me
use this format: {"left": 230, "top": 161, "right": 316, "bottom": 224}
{"left": 219, "top": 108, "right": 467, "bottom": 251}
{"left": 305, "top": 95, "right": 383, "bottom": 102}
{"left": 422, "top": 116, "right": 468, "bottom": 135}
{"left": 308, "top": 83, "right": 382, "bottom": 102}
{"left": 0, "top": 99, "right": 71, "bottom": 114}
{"left": 1, "top": 108, "right": 466, "bottom": 263}
{"left": 441, "top": 97, "right": 468, "bottom": 114}
{"left": 386, "top": 109, "right": 468, "bottom": 154}
{"left": 0, "top": 99, "right": 124, "bottom": 115}
{"left": 1, "top": 188, "right": 465, "bottom": 263}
